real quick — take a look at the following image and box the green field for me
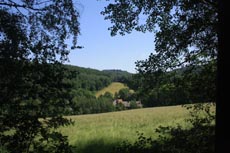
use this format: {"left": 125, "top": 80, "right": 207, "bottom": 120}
{"left": 95, "top": 82, "right": 128, "bottom": 97}
{"left": 60, "top": 105, "right": 193, "bottom": 153}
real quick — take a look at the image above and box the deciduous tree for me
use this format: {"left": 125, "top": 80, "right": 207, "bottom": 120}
{"left": 102, "top": 0, "right": 217, "bottom": 104}
{"left": 0, "top": 0, "right": 80, "bottom": 152}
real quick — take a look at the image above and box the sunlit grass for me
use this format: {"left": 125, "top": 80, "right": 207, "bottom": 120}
{"left": 59, "top": 105, "right": 194, "bottom": 153}
{"left": 95, "top": 82, "right": 128, "bottom": 97}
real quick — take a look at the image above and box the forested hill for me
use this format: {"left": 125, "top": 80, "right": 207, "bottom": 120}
{"left": 102, "top": 69, "right": 132, "bottom": 83}
{"left": 65, "top": 65, "right": 132, "bottom": 91}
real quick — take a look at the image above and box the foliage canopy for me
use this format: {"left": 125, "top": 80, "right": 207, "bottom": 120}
{"left": 102, "top": 0, "right": 218, "bottom": 69}
{"left": 102, "top": 0, "right": 217, "bottom": 106}
{"left": 0, "top": 0, "right": 80, "bottom": 152}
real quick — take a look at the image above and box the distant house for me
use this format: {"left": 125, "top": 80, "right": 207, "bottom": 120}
{"left": 113, "top": 99, "right": 122, "bottom": 106}
{"left": 122, "top": 101, "right": 130, "bottom": 108}
{"left": 136, "top": 101, "right": 142, "bottom": 108}
{"left": 113, "top": 99, "right": 142, "bottom": 108}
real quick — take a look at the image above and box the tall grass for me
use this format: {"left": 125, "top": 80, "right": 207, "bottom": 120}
{"left": 59, "top": 105, "right": 192, "bottom": 153}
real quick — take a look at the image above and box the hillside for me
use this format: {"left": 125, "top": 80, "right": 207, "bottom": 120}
{"left": 65, "top": 65, "right": 132, "bottom": 91}
{"left": 60, "top": 105, "right": 194, "bottom": 153}
{"left": 102, "top": 69, "right": 133, "bottom": 83}
{"left": 95, "top": 82, "right": 128, "bottom": 97}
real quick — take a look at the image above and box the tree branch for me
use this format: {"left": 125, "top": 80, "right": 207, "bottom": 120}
{"left": 0, "top": 2, "right": 46, "bottom": 11}
{"left": 34, "top": 0, "right": 52, "bottom": 5}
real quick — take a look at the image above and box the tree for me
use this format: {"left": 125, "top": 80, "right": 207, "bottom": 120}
{"left": 0, "top": 0, "right": 80, "bottom": 152}
{"left": 102, "top": 0, "right": 217, "bottom": 104}
{"left": 102, "top": 1, "right": 217, "bottom": 152}
{"left": 102, "top": 0, "right": 217, "bottom": 67}
{"left": 117, "top": 88, "right": 130, "bottom": 100}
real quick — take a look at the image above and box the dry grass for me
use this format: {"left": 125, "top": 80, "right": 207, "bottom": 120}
{"left": 95, "top": 82, "right": 128, "bottom": 97}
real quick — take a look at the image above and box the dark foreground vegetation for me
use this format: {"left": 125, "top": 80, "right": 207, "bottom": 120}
{"left": 100, "top": 0, "right": 217, "bottom": 151}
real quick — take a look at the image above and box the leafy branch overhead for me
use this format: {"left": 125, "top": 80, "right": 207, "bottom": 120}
{"left": 102, "top": 0, "right": 218, "bottom": 70}
{"left": 1, "top": 0, "right": 80, "bottom": 62}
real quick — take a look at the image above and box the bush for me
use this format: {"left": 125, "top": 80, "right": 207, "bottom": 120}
{"left": 130, "top": 101, "right": 138, "bottom": 109}
{"left": 0, "top": 145, "right": 9, "bottom": 153}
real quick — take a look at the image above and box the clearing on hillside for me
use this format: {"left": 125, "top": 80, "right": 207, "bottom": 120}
{"left": 95, "top": 82, "right": 128, "bottom": 97}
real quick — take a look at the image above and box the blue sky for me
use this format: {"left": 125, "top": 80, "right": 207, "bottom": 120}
{"left": 66, "top": 0, "right": 155, "bottom": 73}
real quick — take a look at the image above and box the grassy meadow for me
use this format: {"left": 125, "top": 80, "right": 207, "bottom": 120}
{"left": 59, "top": 105, "right": 194, "bottom": 153}
{"left": 95, "top": 82, "right": 128, "bottom": 97}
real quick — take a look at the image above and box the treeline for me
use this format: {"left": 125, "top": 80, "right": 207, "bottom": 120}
{"left": 62, "top": 62, "right": 217, "bottom": 115}
{"left": 65, "top": 65, "right": 132, "bottom": 91}
{"left": 127, "top": 62, "right": 216, "bottom": 107}
{"left": 64, "top": 63, "right": 216, "bottom": 115}
{"left": 65, "top": 89, "right": 139, "bottom": 115}
{"left": 67, "top": 89, "right": 115, "bottom": 115}
{"left": 102, "top": 69, "right": 132, "bottom": 83}
{"left": 60, "top": 65, "right": 134, "bottom": 115}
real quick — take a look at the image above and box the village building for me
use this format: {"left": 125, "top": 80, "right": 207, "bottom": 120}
{"left": 113, "top": 99, "right": 142, "bottom": 108}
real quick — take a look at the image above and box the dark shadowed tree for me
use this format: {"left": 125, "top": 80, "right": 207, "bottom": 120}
{"left": 102, "top": 0, "right": 217, "bottom": 104}
{"left": 102, "top": 1, "right": 217, "bottom": 152}
{"left": 102, "top": 0, "right": 217, "bottom": 66}
{"left": 0, "top": 0, "right": 80, "bottom": 152}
